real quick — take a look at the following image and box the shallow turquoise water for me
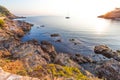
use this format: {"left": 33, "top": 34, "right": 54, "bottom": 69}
{"left": 21, "top": 16, "right": 120, "bottom": 55}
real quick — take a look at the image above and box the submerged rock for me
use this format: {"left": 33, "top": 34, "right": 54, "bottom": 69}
{"left": 55, "top": 39, "right": 62, "bottom": 42}
{"left": 69, "top": 38, "right": 81, "bottom": 45}
{"left": 50, "top": 33, "right": 60, "bottom": 37}
{"left": 40, "top": 25, "right": 45, "bottom": 27}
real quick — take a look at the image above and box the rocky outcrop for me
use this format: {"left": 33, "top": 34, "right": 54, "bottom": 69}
{"left": 0, "top": 18, "right": 33, "bottom": 41}
{"left": 16, "top": 20, "right": 33, "bottom": 31}
{"left": 0, "top": 39, "right": 54, "bottom": 70}
{"left": 0, "top": 67, "right": 40, "bottom": 80}
{"left": 96, "top": 60, "right": 120, "bottom": 80}
{"left": 98, "top": 8, "right": 120, "bottom": 19}
{"left": 94, "top": 45, "right": 120, "bottom": 80}
{"left": 94, "top": 45, "right": 120, "bottom": 61}
{"left": 54, "top": 53, "right": 81, "bottom": 68}
{"left": 11, "top": 40, "right": 53, "bottom": 70}
{"left": 5, "top": 19, "right": 33, "bottom": 37}
{"left": 0, "top": 39, "right": 93, "bottom": 80}
{"left": 41, "top": 41, "right": 57, "bottom": 62}
{"left": 71, "top": 54, "right": 93, "bottom": 64}
{"left": 41, "top": 41, "right": 56, "bottom": 53}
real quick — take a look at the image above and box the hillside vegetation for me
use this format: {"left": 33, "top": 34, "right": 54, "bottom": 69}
{"left": 0, "top": 5, "right": 16, "bottom": 18}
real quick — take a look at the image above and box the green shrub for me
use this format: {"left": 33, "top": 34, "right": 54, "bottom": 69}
{"left": 32, "top": 64, "right": 90, "bottom": 80}
{"left": 0, "top": 19, "right": 4, "bottom": 28}
{"left": 47, "top": 64, "right": 89, "bottom": 80}
{"left": 0, "top": 5, "right": 11, "bottom": 16}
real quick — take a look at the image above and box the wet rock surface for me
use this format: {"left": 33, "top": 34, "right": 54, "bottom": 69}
{"left": 94, "top": 45, "right": 120, "bottom": 61}
{"left": 50, "top": 33, "right": 60, "bottom": 37}
{"left": 71, "top": 54, "right": 93, "bottom": 64}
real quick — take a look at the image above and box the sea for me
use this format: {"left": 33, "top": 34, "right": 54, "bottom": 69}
{"left": 20, "top": 16, "right": 120, "bottom": 56}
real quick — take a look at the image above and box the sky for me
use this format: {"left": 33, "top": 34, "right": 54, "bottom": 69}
{"left": 0, "top": 0, "right": 120, "bottom": 17}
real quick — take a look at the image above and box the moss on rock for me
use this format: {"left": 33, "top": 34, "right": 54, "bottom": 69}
{"left": 30, "top": 64, "right": 90, "bottom": 80}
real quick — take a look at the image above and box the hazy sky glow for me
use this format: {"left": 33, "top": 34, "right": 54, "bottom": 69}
{"left": 0, "top": 0, "right": 120, "bottom": 16}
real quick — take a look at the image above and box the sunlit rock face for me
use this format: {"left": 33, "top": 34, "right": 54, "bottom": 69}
{"left": 94, "top": 45, "right": 120, "bottom": 62}
{"left": 98, "top": 8, "right": 120, "bottom": 19}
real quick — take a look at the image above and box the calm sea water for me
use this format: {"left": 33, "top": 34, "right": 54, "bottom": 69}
{"left": 21, "top": 16, "right": 120, "bottom": 55}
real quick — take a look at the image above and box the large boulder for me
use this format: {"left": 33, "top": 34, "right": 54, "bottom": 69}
{"left": 41, "top": 41, "right": 56, "bottom": 53}
{"left": 16, "top": 20, "right": 33, "bottom": 31}
{"left": 94, "top": 45, "right": 113, "bottom": 58}
{"left": 41, "top": 41, "right": 57, "bottom": 62}
{"left": 94, "top": 45, "right": 120, "bottom": 61}
{"left": 96, "top": 60, "right": 120, "bottom": 80}
{"left": 70, "top": 54, "right": 93, "bottom": 64}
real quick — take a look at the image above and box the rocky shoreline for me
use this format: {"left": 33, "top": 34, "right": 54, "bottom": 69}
{"left": 0, "top": 17, "right": 93, "bottom": 80}
{"left": 0, "top": 17, "right": 119, "bottom": 80}
{"left": 0, "top": 6, "right": 120, "bottom": 80}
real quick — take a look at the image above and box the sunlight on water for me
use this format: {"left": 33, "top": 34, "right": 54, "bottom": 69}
{"left": 22, "top": 16, "right": 120, "bottom": 55}
{"left": 94, "top": 19, "right": 110, "bottom": 35}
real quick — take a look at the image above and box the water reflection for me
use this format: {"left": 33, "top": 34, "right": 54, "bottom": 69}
{"left": 94, "top": 18, "right": 110, "bottom": 35}
{"left": 22, "top": 16, "right": 120, "bottom": 54}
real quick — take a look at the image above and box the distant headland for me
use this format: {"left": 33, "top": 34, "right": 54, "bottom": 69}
{"left": 98, "top": 8, "right": 120, "bottom": 20}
